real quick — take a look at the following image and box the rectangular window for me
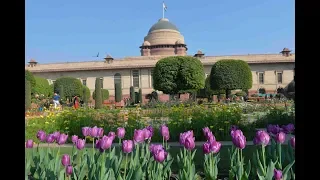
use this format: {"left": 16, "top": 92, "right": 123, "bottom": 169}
{"left": 132, "top": 70, "right": 140, "bottom": 87}
{"left": 277, "top": 72, "right": 283, "bottom": 84}
{"left": 258, "top": 72, "right": 264, "bottom": 84}
{"left": 150, "top": 69, "right": 154, "bottom": 88}
{"left": 82, "top": 79, "right": 87, "bottom": 86}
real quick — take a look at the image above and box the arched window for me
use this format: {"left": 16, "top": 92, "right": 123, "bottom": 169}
{"left": 114, "top": 73, "right": 122, "bottom": 87}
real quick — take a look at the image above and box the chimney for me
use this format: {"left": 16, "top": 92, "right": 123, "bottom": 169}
{"left": 194, "top": 50, "right": 205, "bottom": 58}
{"left": 104, "top": 54, "right": 114, "bottom": 64}
{"left": 280, "top": 48, "right": 291, "bottom": 57}
{"left": 28, "top": 59, "right": 38, "bottom": 67}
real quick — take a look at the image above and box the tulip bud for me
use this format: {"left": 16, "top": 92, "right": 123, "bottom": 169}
{"left": 133, "top": 129, "right": 145, "bottom": 143}
{"left": 122, "top": 140, "right": 134, "bottom": 153}
{"left": 26, "top": 139, "right": 33, "bottom": 148}
{"left": 210, "top": 141, "right": 222, "bottom": 154}
{"left": 61, "top": 154, "right": 70, "bottom": 166}
{"left": 53, "top": 131, "right": 60, "bottom": 141}
{"left": 57, "top": 133, "right": 68, "bottom": 145}
{"left": 46, "top": 134, "right": 55, "bottom": 143}
{"left": 108, "top": 132, "right": 116, "bottom": 141}
{"left": 90, "top": 126, "right": 99, "bottom": 137}
{"left": 82, "top": 127, "right": 91, "bottom": 137}
{"left": 290, "top": 136, "right": 295, "bottom": 149}
{"left": 184, "top": 136, "right": 195, "bottom": 150}
{"left": 153, "top": 149, "right": 168, "bottom": 163}
{"left": 253, "top": 130, "right": 270, "bottom": 146}
{"left": 275, "top": 132, "right": 286, "bottom": 144}
{"left": 274, "top": 169, "right": 282, "bottom": 180}
{"left": 150, "top": 144, "right": 164, "bottom": 155}
{"left": 202, "top": 142, "right": 211, "bottom": 154}
{"left": 76, "top": 139, "right": 86, "bottom": 150}
{"left": 100, "top": 135, "right": 113, "bottom": 150}
{"left": 143, "top": 128, "right": 152, "bottom": 140}
{"left": 117, "top": 127, "right": 125, "bottom": 139}
{"left": 281, "top": 123, "right": 295, "bottom": 134}
{"left": 72, "top": 135, "right": 78, "bottom": 144}
{"left": 160, "top": 125, "right": 170, "bottom": 141}
{"left": 66, "top": 165, "right": 73, "bottom": 176}
{"left": 97, "top": 128, "right": 104, "bottom": 137}
{"left": 36, "top": 130, "right": 46, "bottom": 142}
{"left": 147, "top": 125, "right": 154, "bottom": 137}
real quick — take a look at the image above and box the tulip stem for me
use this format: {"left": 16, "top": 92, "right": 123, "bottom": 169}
{"left": 92, "top": 138, "right": 95, "bottom": 156}
{"left": 124, "top": 153, "right": 128, "bottom": 179}
{"left": 162, "top": 137, "right": 164, "bottom": 147}
{"left": 277, "top": 143, "right": 282, "bottom": 169}
{"left": 119, "top": 138, "right": 121, "bottom": 146}
{"left": 262, "top": 145, "right": 266, "bottom": 174}
{"left": 71, "top": 145, "right": 74, "bottom": 163}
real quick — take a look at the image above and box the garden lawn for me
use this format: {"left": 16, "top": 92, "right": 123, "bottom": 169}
{"left": 27, "top": 145, "right": 289, "bottom": 175}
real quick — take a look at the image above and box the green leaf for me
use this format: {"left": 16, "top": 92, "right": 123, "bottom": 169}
{"left": 265, "top": 160, "right": 275, "bottom": 180}
{"left": 282, "top": 160, "right": 295, "bottom": 180}
{"left": 163, "top": 158, "right": 174, "bottom": 173}
{"left": 59, "top": 168, "right": 65, "bottom": 180}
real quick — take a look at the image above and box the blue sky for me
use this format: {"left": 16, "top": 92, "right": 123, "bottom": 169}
{"left": 26, "top": 0, "right": 294, "bottom": 63}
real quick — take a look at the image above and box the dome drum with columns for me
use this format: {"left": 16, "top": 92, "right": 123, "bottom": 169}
{"left": 140, "top": 18, "right": 187, "bottom": 56}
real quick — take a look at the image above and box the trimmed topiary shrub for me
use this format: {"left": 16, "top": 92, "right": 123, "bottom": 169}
{"left": 130, "top": 86, "right": 135, "bottom": 104}
{"left": 94, "top": 78, "right": 102, "bottom": 109}
{"left": 235, "top": 91, "right": 247, "bottom": 97}
{"left": 210, "top": 59, "right": 252, "bottom": 99}
{"left": 92, "top": 89, "right": 109, "bottom": 101}
{"left": 54, "top": 77, "right": 83, "bottom": 98}
{"left": 82, "top": 85, "right": 91, "bottom": 104}
{"left": 33, "top": 76, "right": 51, "bottom": 97}
{"left": 25, "top": 70, "right": 36, "bottom": 93}
{"left": 115, "top": 83, "right": 122, "bottom": 102}
{"left": 25, "top": 79, "right": 31, "bottom": 110}
{"left": 153, "top": 56, "right": 205, "bottom": 95}
{"left": 138, "top": 88, "right": 143, "bottom": 103}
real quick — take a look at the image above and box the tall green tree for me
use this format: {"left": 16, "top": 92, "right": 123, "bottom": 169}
{"left": 25, "top": 79, "right": 31, "bottom": 110}
{"left": 33, "top": 76, "right": 51, "bottom": 97}
{"left": 94, "top": 78, "right": 102, "bottom": 109}
{"left": 25, "top": 70, "right": 36, "bottom": 93}
{"left": 54, "top": 77, "right": 83, "bottom": 98}
{"left": 210, "top": 59, "right": 252, "bottom": 99}
{"left": 138, "top": 88, "right": 143, "bottom": 103}
{"left": 153, "top": 56, "right": 205, "bottom": 96}
{"left": 82, "top": 85, "right": 91, "bottom": 104}
{"left": 115, "top": 83, "right": 122, "bottom": 102}
{"left": 92, "top": 89, "right": 109, "bottom": 101}
{"left": 130, "top": 86, "right": 135, "bottom": 104}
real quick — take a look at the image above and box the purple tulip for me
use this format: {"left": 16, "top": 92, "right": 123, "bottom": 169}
{"left": 150, "top": 144, "right": 164, "bottom": 155}
{"left": 95, "top": 139, "right": 101, "bottom": 149}
{"left": 232, "top": 130, "right": 246, "bottom": 149}
{"left": 281, "top": 124, "right": 295, "bottom": 134}
{"left": 122, "top": 140, "right": 134, "bottom": 153}
{"left": 153, "top": 149, "right": 168, "bottom": 163}
{"left": 274, "top": 169, "right": 282, "bottom": 180}
{"left": 57, "top": 133, "right": 68, "bottom": 145}
{"left": 267, "top": 124, "right": 282, "bottom": 135}
{"left": 66, "top": 165, "right": 73, "bottom": 176}
{"left": 143, "top": 128, "right": 152, "bottom": 140}
{"left": 61, "top": 154, "right": 70, "bottom": 166}
{"left": 160, "top": 125, "right": 170, "bottom": 141}
{"left": 26, "top": 140, "right": 33, "bottom": 148}
{"left": 82, "top": 127, "right": 91, "bottom": 137}
{"left": 206, "top": 131, "right": 216, "bottom": 142}
{"left": 133, "top": 129, "right": 145, "bottom": 143}
{"left": 147, "top": 125, "right": 154, "bottom": 137}
{"left": 253, "top": 130, "right": 270, "bottom": 146}
{"left": 184, "top": 136, "right": 195, "bottom": 150}
{"left": 203, "top": 127, "right": 210, "bottom": 136}
{"left": 210, "top": 141, "right": 222, "bottom": 154}
{"left": 46, "top": 134, "right": 55, "bottom": 143}
{"left": 97, "top": 128, "right": 104, "bottom": 137}
{"left": 100, "top": 135, "right": 113, "bottom": 150}
{"left": 275, "top": 132, "right": 286, "bottom": 144}
{"left": 117, "top": 127, "right": 125, "bottom": 139}
{"left": 108, "top": 132, "right": 116, "bottom": 141}
{"left": 72, "top": 135, "right": 78, "bottom": 144}
{"left": 36, "top": 130, "right": 46, "bottom": 142}
{"left": 290, "top": 137, "right": 295, "bottom": 149}
{"left": 76, "top": 139, "right": 86, "bottom": 150}
{"left": 53, "top": 131, "right": 60, "bottom": 141}
{"left": 179, "top": 130, "right": 193, "bottom": 145}
{"left": 90, "top": 126, "right": 99, "bottom": 137}
{"left": 203, "top": 142, "right": 211, "bottom": 154}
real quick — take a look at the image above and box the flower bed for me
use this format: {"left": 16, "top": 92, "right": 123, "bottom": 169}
{"left": 25, "top": 124, "right": 295, "bottom": 180}
{"left": 25, "top": 104, "right": 295, "bottom": 143}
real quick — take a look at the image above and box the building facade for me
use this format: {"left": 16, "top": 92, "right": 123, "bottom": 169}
{"left": 25, "top": 18, "right": 295, "bottom": 101}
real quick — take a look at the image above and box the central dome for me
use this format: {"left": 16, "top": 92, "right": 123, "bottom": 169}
{"left": 148, "top": 18, "right": 179, "bottom": 33}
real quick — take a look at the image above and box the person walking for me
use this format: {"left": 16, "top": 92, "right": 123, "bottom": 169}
{"left": 73, "top": 96, "right": 80, "bottom": 109}
{"left": 53, "top": 93, "right": 60, "bottom": 109}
